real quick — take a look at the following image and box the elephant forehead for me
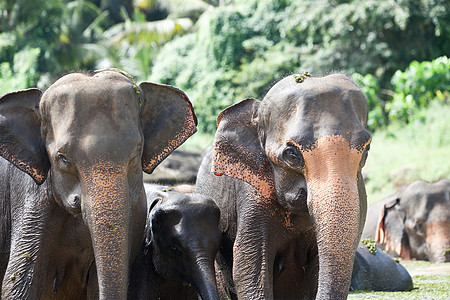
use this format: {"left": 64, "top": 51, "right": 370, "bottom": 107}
{"left": 41, "top": 72, "right": 140, "bottom": 120}
{"left": 260, "top": 75, "right": 369, "bottom": 149}
{"left": 42, "top": 74, "right": 141, "bottom": 133}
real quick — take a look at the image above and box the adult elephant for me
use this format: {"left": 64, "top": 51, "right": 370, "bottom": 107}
{"left": 0, "top": 70, "right": 197, "bottom": 299}
{"left": 196, "top": 73, "right": 371, "bottom": 299}
{"left": 128, "top": 184, "right": 221, "bottom": 300}
{"left": 375, "top": 179, "right": 450, "bottom": 262}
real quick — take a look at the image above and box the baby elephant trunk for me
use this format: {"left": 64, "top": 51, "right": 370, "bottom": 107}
{"left": 189, "top": 253, "right": 220, "bottom": 300}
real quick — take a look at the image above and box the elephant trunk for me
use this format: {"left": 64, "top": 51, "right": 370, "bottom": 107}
{"left": 189, "top": 254, "right": 220, "bottom": 300}
{"left": 81, "top": 164, "right": 133, "bottom": 300}
{"left": 303, "top": 136, "right": 366, "bottom": 299}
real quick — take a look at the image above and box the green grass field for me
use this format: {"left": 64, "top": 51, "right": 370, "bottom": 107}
{"left": 349, "top": 261, "right": 450, "bottom": 299}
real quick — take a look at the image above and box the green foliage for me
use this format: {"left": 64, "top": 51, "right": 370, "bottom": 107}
{"left": 361, "top": 238, "right": 377, "bottom": 255}
{"left": 387, "top": 56, "right": 450, "bottom": 122}
{"left": 364, "top": 100, "right": 450, "bottom": 204}
{"left": 0, "top": 47, "right": 40, "bottom": 94}
{"left": 150, "top": 0, "right": 450, "bottom": 135}
{"left": 351, "top": 73, "right": 386, "bottom": 130}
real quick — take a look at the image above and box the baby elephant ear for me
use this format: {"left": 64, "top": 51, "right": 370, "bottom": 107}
{"left": 212, "top": 98, "right": 275, "bottom": 199}
{"left": 139, "top": 82, "right": 197, "bottom": 174}
{"left": 0, "top": 88, "right": 50, "bottom": 184}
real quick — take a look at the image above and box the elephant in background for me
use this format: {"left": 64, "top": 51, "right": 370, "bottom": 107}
{"left": 128, "top": 184, "right": 221, "bottom": 300}
{"left": 350, "top": 242, "right": 413, "bottom": 292}
{"left": 0, "top": 70, "right": 197, "bottom": 299}
{"left": 196, "top": 73, "right": 371, "bottom": 299}
{"left": 372, "top": 179, "right": 450, "bottom": 262}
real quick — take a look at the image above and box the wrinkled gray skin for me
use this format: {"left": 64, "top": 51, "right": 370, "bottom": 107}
{"left": 351, "top": 243, "right": 413, "bottom": 291}
{"left": 0, "top": 70, "right": 197, "bottom": 299}
{"left": 128, "top": 184, "right": 221, "bottom": 300}
{"left": 196, "top": 74, "right": 371, "bottom": 299}
{"left": 365, "top": 179, "right": 450, "bottom": 262}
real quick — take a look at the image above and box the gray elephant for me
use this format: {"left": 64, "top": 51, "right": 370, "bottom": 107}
{"left": 372, "top": 179, "right": 450, "bottom": 262}
{"left": 0, "top": 70, "right": 197, "bottom": 299}
{"left": 350, "top": 241, "right": 413, "bottom": 292}
{"left": 128, "top": 184, "right": 221, "bottom": 300}
{"left": 196, "top": 73, "right": 371, "bottom": 299}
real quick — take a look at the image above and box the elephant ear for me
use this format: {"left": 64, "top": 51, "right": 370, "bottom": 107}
{"left": 139, "top": 82, "right": 197, "bottom": 174}
{"left": 0, "top": 88, "right": 50, "bottom": 184}
{"left": 375, "top": 197, "right": 400, "bottom": 244}
{"left": 212, "top": 98, "right": 275, "bottom": 199}
{"left": 145, "top": 197, "right": 163, "bottom": 249}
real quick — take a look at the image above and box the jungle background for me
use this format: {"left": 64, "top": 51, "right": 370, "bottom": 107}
{"left": 1, "top": 0, "right": 449, "bottom": 297}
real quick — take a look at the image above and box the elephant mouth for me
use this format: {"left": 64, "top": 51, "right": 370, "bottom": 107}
{"left": 62, "top": 194, "right": 82, "bottom": 216}
{"left": 279, "top": 188, "right": 308, "bottom": 213}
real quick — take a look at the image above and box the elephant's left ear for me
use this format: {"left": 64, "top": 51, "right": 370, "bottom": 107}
{"left": 212, "top": 98, "right": 275, "bottom": 199}
{"left": 139, "top": 82, "right": 197, "bottom": 174}
{"left": 0, "top": 88, "right": 50, "bottom": 184}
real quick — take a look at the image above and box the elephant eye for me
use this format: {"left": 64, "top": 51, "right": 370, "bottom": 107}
{"left": 56, "top": 152, "right": 70, "bottom": 164}
{"left": 282, "top": 146, "right": 304, "bottom": 168}
{"left": 169, "top": 243, "right": 182, "bottom": 256}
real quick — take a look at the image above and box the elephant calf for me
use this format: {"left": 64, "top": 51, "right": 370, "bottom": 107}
{"left": 128, "top": 184, "right": 221, "bottom": 300}
{"left": 351, "top": 242, "right": 413, "bottom": 292}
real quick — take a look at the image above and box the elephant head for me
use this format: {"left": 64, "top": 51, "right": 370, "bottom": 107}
{"left": 145, "top": 185, "right": 221, "bottom": 300}
{"left": 0, "top": 70, "right": 197, "bottom": 299}
{"left": 376, "top": 179, "right": 450, "bottom": 262}
{"left": 212, "top": 73, "right": 371, "bottom": 298}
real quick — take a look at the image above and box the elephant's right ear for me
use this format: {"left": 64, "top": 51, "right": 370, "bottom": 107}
{"left": 212, "top": 98, "right": 275, "bottom": 199}
{"left": 145, "top": 197, "right": 162, "bottom": 249}
{"left": 0, "top": 89, "right": 50, "bottom": 184}
{"left": 139, "top": 82, "right": 197, "bottom": 174}
{"left": 375, "top": 197, "right": 400, "bottom": 244}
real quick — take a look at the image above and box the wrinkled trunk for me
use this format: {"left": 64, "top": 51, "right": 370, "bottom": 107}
{"left": 81, "top": 165, "right": 132, "bottom": 300}
{"left": 303, "top": 136, "right": 364, "bottom": 299}
{"left": 190, "top": 255, "right": 220, "bottom": 300}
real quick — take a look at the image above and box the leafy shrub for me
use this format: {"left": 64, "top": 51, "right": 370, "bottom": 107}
{"left": 387, "top": 56, "right": 450, "bottom": 122}
{"left": 351, "top": 73, "right": 385, "bottom": 130}
{"left": 0, "top": 47, "right": 40, "bottom": 94}
{"left": 150, "top": 0, "right": 450, "bottom": 135}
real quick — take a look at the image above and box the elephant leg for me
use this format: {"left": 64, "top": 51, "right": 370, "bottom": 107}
{"left": 2, "top": 199, "right": 55, "bottom": 298}
{"left": 232, "top": 204, "right": 277, "bottom": 299}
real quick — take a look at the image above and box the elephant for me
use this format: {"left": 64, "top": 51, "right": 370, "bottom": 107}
{"left": 373, "top": 179, "right": 450, "bottom": 262}
{"left": 0, "top": 69, "right": 197, "bottom": 299}
{"left": 196, "top": 73, "right": 372, "bottom": 299}
{"left": 128, "top": 184, "right": 221, "bottom": 300}
{"left": 350, "top": 242, "right": 413, "bottom": 292}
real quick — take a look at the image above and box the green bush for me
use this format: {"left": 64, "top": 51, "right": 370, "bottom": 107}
{"left": 351, "top": 73, "right": 385, "bottom": 130}
{"left": 0, "top": 47, "right": 40, "bottom": 94}
{"left": 387, "top": 56, "right": 450, "bottom": 122}
{"left": 150, "top": 0, "right": 450, "bottom": 135}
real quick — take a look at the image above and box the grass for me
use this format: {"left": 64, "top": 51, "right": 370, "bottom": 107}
{"left": 363, "top": 100, "right": 450, "bottom": 204}
{"left": 349, "top": 261, "right": 450, "bottom": 299}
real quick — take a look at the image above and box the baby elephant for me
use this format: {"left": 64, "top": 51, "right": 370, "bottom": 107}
{"left": 128, "top": 184, "right": 222, "bottom": 300}
{"left": 351, "top": 241, "right": 413, "bottom": 292}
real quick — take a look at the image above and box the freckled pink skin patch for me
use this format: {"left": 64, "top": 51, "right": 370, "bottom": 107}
{"left": 294, "top": 135, "right": 370, "bottom": 293}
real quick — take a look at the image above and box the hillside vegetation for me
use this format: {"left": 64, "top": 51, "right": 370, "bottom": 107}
{"left": 364, "top": 100, "right": 450, "bottom": 204}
